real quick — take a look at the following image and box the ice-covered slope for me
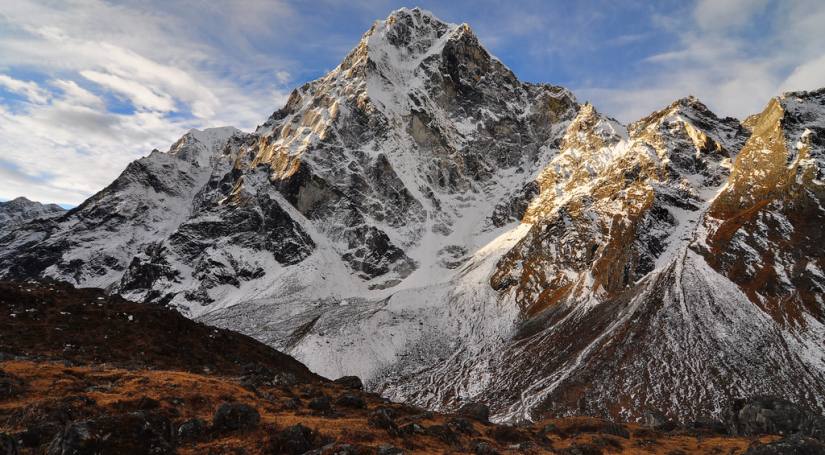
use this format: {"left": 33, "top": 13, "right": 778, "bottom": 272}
{"left": 1, "top": 7, "right": 824, "bottom": 425}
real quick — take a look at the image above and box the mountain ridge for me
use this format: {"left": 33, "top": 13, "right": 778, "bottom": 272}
{"left": 1, "top": 7, "right": 824, "bottom": 425}
{"left": 0, "top": 197, "right": 65, "bottom": 230}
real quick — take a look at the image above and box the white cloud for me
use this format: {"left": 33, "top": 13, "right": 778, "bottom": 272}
{"left": 693, "top": 0, "right": 770, "bottom": 30}
{"left": 0, "top": 78, "right": 196, "bottom": 205}
{"left": 780, "top": 54, "right": 825, "bottom": 93}
{"left": 0, "top": 74, "right": 50, "bottom": 104}
{"left": 275, "top": 71, "right": 292, "bottom": 84}
{"left": 580, "top": 0, "right": 825, "bottom": 122}
{"left": 0, "top": 0, "right": 297, "bottom": 205}
{"left": 81, "top": 70, "right": 177, "bottom": 112}
{"left": 51, "top": 79, "right": 105, "bottom": 109}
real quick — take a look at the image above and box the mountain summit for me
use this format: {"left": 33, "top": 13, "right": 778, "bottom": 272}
{"left": 1, "top": 8, "right": 824, "bottom": 423}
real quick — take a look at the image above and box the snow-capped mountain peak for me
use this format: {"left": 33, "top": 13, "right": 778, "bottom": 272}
{"left": 169, "top": 126, "right": 243, "bottom": 167}
{"left": 2, "top": 10, "right": 824, "bottom": 426}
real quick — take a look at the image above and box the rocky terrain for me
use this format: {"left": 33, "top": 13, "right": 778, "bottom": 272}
{"left": 0, "top": 7, "right": 824, "bottom": 425}
{"left": 4, "top": 280, "right": 825, "bottom": 455}
{"left": 0, "top": 198, "right": 64, "bottom": 232}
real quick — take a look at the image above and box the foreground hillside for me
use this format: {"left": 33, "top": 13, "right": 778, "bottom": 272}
{"left": 3, "top": 281, "right": 823, "bottom": 454}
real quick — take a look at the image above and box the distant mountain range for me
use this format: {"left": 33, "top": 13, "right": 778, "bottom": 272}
{"left": 0, "top": 197, "right": 64, "bottom": 230}
{"left": 2, "top": 8, "right": 824, "bottom": 424}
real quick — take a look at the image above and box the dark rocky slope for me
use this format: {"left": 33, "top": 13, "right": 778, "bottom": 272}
{"left": 2, "top": 281, "right": 822, "bottom": 454}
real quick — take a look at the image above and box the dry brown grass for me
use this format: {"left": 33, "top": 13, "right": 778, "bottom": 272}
{"left": 0, "top": 360, "right": 777, "bottom": 454}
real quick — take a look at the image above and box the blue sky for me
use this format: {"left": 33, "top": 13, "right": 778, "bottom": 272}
{"left": 1, "top": 0, "right": 824, "bottom": 206}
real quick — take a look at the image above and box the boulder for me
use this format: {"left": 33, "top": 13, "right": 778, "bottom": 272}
{"left": 399, "top": 422, "right": 426, "bottom": 436}
{"left": 335, "top": 394, "right": 366, "bottom": 409}
{"left": 0, "top": 433, "right": 18, "bottom": 455}
{"left": 329, "top": 444, "right": 359, "bottom": 455}
{"left": 368, "top": 407, "right": 399, "bottom": 435}
{"left": 690, "top": 418, "right": 727, "bottom": 434}
{"left": 726, "top": 396, "right": 825, "bottom": 439}
{"left": 282, "top": 397, "right": 301, "bottom": 410}
{"left": 212, "top": 402, "right": 260, "bottom": 432}
{"left": 744, "top": 434, "right": 825, "bottom": 454}
{"left": 269, "top": 424, "right": 316, "bottom": 455}
{"left": 558, "top": 443, "right": 603, "bottom": 455}
{"left": 473, "top": 440, "right": 499, "bottom": 455}
{"left": 47, "top": 412, "right": 174, "bottom": 455}
{"left": 333, "top": 376, "right": 364, "bottom": 390}
{"left": 643, "top": 410, "right": 677, "bottom": 432}
{"left": 177, "top": 418, "right": 208, "bottom": 441}
{"left": 425, "top": 424, "right": 459, "bottom": 445}
{"left": 240, "top": 363, "right": 276, "bottom": 388}
{"left": 16, "top": 423, "right": 60, "bottom": 448}
{"left": 447, "top": 417, "right": 478, "bottom": 435}
{"left": 0, "top": 369, "right": 23, "bottom": 400}
{"left": 487, "top": 424, "right": 530, "bottom": 444}
{"left": 308, "top": 395, "right": 332, "bottom": 413}
{"left": 308, "top": 444, "right": 360, "bottom": 455}
{"left": 458, "top": 402, "right": 490, "bottom": 422}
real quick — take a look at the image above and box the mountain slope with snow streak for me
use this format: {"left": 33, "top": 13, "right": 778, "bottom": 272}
{"left": 1, "top": 8, "right": 824, "bottom": 425}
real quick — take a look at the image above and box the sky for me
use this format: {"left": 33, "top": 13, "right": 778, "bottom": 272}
{"left": 1, "top": 0, "right": 824, "bottom": 206}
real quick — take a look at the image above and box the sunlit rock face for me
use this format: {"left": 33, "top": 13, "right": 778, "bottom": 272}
{"left": 491, "top": 96, "right": 748, "bottom": 315}
{"left": 704, "top": 89, "right": 825, "bottom": 322}
{"left": 2, "top": 8, "right": 825, "bottom": 425}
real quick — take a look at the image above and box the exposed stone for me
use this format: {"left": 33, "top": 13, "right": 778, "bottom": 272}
{"left": 16, "top": 423, "right": 60, "bottom": 448}
{"left": 425, "top": 424, "right": 458, "bottom": 445}
{"left": 690, "top": 418, "right": 727, "bottom": 434}
{"left": 744, "top": 434, "right": 825, "bottom": 454}
{"left": 0, "top": 433, "right": 18, "bottom": 455}
{"left": 472, "top": 440, "right": 499, "bottom": 455}
{"left": 558, "top": 443, "right": 603, "bottom": 455}
{"left": 46, "top": 412, "right": 174, "bottom": 455}
{"left": 399, "top": 423, "right": 426, "bottom": 436}
{"left": 644, "top": 411, "right": 677, "bottom": 432}
{"left": 177, "top": 418, "right": 208, "bottom": 441}
{"left": 725, "top": 397, "right": 825, "bottom": 439}
{"left": 377, "top": 445, "right": 404, "bottom": 455}
{"left": 335, "top": 394, "right": 366, "bottom": 409}
{"left": 333, "top": 376, "right": 364, "bottom": 390}
{"left": 458, "top": 402, "right": 490, "bottom": 422}
{"left": 268, "top": 424, "right": 317, "bottom": 455}
{"left": 368, "top": 408, "right": 399, "bottom": 436}
{"left": 308, "top": 396, "right": 332, "bottom": 413}
{"left": 212, "top": 402, "right": 261, "bottom": 432}
{"left": 447, "top": 417, "right": 478, "bottom": 435}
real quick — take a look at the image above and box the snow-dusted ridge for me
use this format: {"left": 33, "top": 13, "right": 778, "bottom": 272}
{"left": 1, "top": 9, "right": 824, "bottom": 424}
{"left": 0, "top": 197, "right": 65, "bottom": 230}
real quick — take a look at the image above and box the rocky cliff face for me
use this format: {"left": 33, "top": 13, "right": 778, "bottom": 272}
{"left": 1, "top": 8, "right": 824, "bottom": 425}
{"left": 705, "top": 91, "right": 825, "bottom": 324}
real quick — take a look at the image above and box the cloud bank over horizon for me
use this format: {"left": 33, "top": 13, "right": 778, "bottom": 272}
{"left": 2, "top": 0, "right": 824, "bottom": 206}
